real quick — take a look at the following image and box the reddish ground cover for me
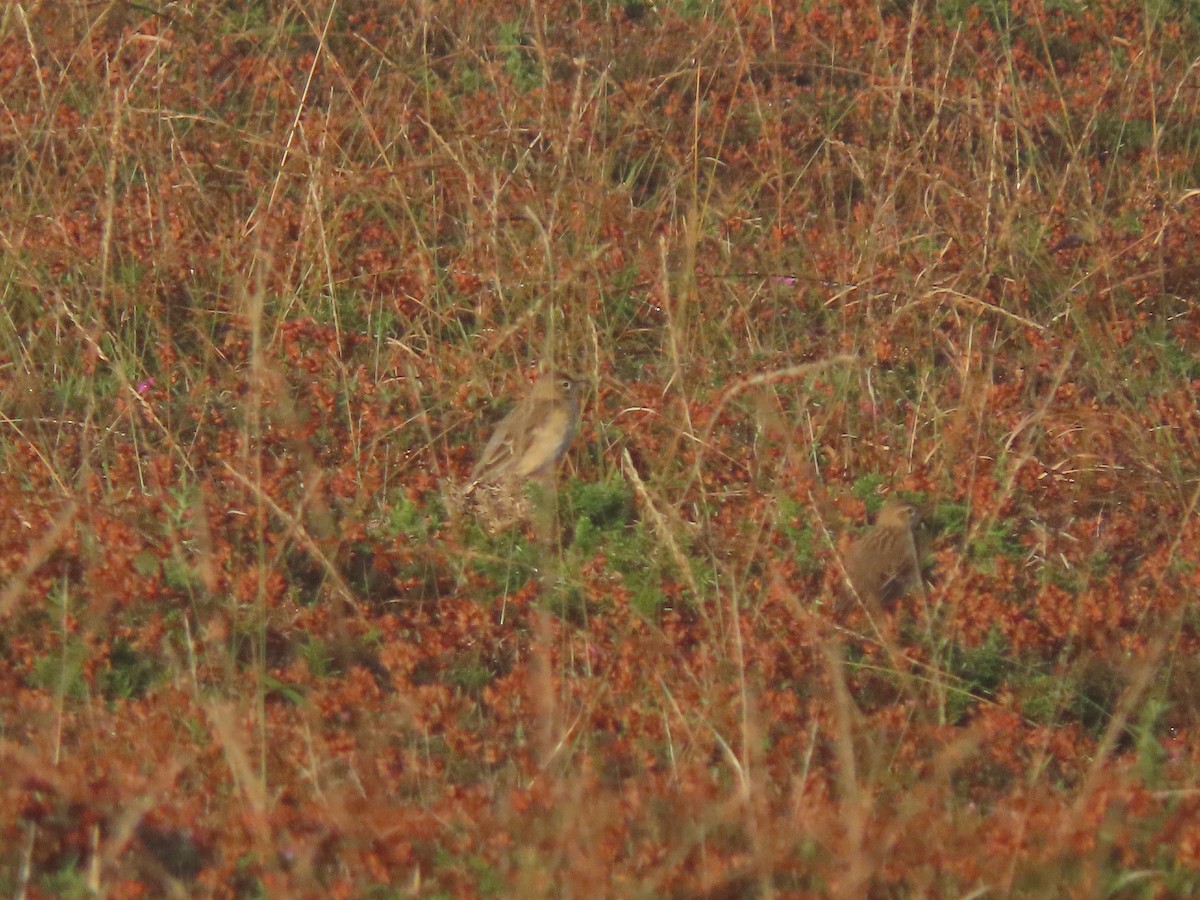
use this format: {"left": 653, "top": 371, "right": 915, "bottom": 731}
{"left": 3, "top": 1, "right": 1200, "bottom": 895}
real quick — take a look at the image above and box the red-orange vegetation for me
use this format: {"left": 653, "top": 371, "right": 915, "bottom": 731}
{"left": 5, "top": 0, "right": 1200, "bottom": 892}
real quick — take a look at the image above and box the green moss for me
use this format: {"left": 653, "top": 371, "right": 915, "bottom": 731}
{"left": 468, "top": 528, "right": 540, "bottom": 597}
{"left": 929, "top": 0, "right": 1041, "bottom": 33}
{"left": 446, "top": 651, "right": 495, "bottom": 695}
{"left": 675, "top": 0, "right": 722, "bottom": 18}
{"left": 942, "top": 631, "right": 1012, "bottom": 723}
{"left": 30, "top": 640, "right": 89, "bottom": 702}
{"left": 101, "top": 637, "right": 162, "bottom": 701}
{"left": 37, "top": 859, "right": 91, "bottom": 900}
{"left": 262, "top": 673, "right": 306, "bottom": 705}
{"left": 1144, "top": 0, "right": 1200, "bottom": 32}
{"left": 390, "top": 492, "right": 440, "bottom": 540}
{"left": 561, "top": 475, "right": 685, "bottom": 618}
{"left": 497, "top": 21, "right": 540, "bottom": 92}
{"left": 775, "top": 496, "right": 824, "bottom": 576}
{"left": 301, "top": 637, "right": 335, "bottom": 678}
{"left": 1021, "top": 670, "right": 1069, "bottom": 726}
{"left": 851, "top": 474, "right": 889, "bottom": 510}
{"left": 1133, "top": 696, "right": 1169, "bottom": 787}
{"left": 966, "top": 516, "right": 1025, "bottom": 569}
{"left": 569, "top": 474, "right": 635, "bottom": 536}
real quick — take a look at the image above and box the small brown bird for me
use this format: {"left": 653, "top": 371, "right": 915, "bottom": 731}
{"left": 842, "top": 498, "right": 926, "bottom": 612}
{"left": 467, "top": 372, "right": 581, "bottom": 492}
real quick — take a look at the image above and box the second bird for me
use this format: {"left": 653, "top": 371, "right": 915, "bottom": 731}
{"left": 842, "top": 498, "right": 926, "bottom": 612}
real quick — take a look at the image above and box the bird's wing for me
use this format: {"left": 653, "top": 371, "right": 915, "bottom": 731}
{"left": 512, "top": 401, "right": 573, "bottom": 477}
{"left": 878, "top": 536, "right": 919, "bottom": 601}
{"left": 470, "top": 413, "right": 523, "bottom": 483}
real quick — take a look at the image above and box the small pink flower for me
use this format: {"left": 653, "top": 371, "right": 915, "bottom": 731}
{"left": 135, "top": 378, "right": 156, "bottom": 395}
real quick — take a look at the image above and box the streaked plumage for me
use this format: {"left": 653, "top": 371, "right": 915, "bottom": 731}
{"left": 843, "top": 498, "right": 925, "bottom": 611}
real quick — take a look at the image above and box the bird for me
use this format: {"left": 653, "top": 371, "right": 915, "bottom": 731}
{"left": 842, "top": 498, "right": 926, "bottom": 612}
{"left": 466, "top": 372, "right": 581, "bottom": 492}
